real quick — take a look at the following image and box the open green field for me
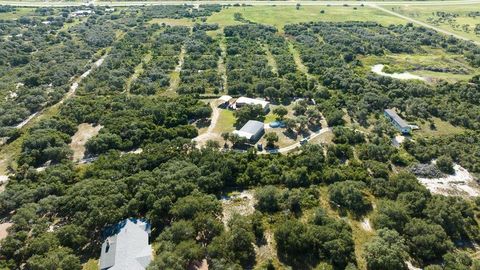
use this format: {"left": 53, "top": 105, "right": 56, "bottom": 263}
{"left": 207, "top": 5, "right": 407, "bottom": 30}
{"left": 387, "top": 4, "right": 480, "bottom": 43}
{"left": 359, "top": 47, "right": 480, "bottom": 82}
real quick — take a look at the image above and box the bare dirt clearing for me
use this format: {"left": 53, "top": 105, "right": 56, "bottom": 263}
{"left": 69, "top": 123, "right": 103, "bottom": 162}
{"left": 0, "top": 222, "right": 13, "bottom": 240}
{"left": 360, "top": 218, "right": 373, "bottom": 232}
{"left": 371, "top": 64, "right": 426, "bottom": 81}
{"left": 417, "top": 164, "right": 480, "bottom": 197}
{"left": 220, "top": 190, "right": 255, "bottom": 227}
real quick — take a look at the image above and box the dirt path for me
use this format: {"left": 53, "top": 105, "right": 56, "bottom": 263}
{"left": 218, "top": 36, "right": 228, "bottom": 93}
{"left": 262, "top": 127, "right": 332, "bottom": 154}
{"left": 168, "top": 44, "right": 186, "bottom": 93}
{"left": 69, "top": 123, "right": 103, "bottom": 162}
{"left": 125, "top": 51, "right": 152, "bottom": 95}
{"left": 193, "top": 100, "right": 221, "bottom": 147}
{"left": 288, "top": 41, "right": 312, "bottom": 79}
{"left": 14, "top": 53, "right": 108, "bottom": 130}
{"left": 369, "top": 4, "right": 480, "bottom": 46}
{"left": 264, "top": 44, "right": 278, "bottom": 76}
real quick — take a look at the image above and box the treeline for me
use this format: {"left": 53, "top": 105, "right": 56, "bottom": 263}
{"left": 16, "top": 94, "right": 210, "bottom": 167}
{"left": 141, "top": 5, "right": 222, "bottom": 20}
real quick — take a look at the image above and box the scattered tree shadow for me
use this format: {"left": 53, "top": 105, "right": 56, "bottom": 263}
{"left": 283, "top": 129, "right": 298, "bottom": 140}
{"left": 195, "top": 118, "right": 211, "bottom": 129}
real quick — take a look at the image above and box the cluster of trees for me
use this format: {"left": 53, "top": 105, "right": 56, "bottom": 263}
{"left": 2, "top": 127, "right": 480, "bottom": 269}
{"left": 286, "top": 22, "right": 480, "bottom": 130}
{"left": 0, "top": 11, "right": 117, "bottom": 130}
{"left": 224, "top": 24, "right": 314, "bottom": 102}
{"left": 0, "top": 5, "right": 15, "bottom": 12}
{"left": 131, "top": 25, "right": 190, "bottom": 95}
{"left": 179, "top": 27, "right": 222, "bottom": 94}
{"left": 275, "top": 208, "right": 356, "bottom": 268}
{"left": 15, "top": 95, "right": 210, "bottom": 166}
{"left": 79, "top": 28, "right": 150, "bottom": 95}
{"left": 141, "top": 5, "right": 222, "bottom": 20}
{"left": 404, "top": 131, "right": 480, "bottom": 173}
{"left": 255, "top": 185, "right": 319, "bottom": 214}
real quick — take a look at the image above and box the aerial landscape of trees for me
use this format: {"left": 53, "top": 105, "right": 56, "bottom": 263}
{"left": 0, "top": 4, "right": 479, "bottom": 270}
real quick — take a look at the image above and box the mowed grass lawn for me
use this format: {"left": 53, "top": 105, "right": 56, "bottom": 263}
{"left": 213, "top": 109, "right": 236, "bottom": 134}
{"left": 388, "top": 4, "right": 480, "bottom": 43}
{"left": 415, "top": 117, "right": 466, "bottom": 138}
{"left": 208, "top": 5, "right": 406, "bottom": 31}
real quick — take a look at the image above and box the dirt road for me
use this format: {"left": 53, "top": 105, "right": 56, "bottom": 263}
{"left": 193, "top": 100, "right": 221, "bottom": 147}
{"left": 14, "top": 53, "right": 108, "bottom": 130}
{"left": 263, "top": 127, "right": 332, "bottom": 154}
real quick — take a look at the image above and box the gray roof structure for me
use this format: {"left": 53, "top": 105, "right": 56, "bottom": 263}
{"left": 233, "top": 120, "right": 264, "bottom": 140}
{"left": 100, "top": 219, "right": 152, "bottom": 270}
{"left": 384, "top": 109, "right": 409, "bottom": 128}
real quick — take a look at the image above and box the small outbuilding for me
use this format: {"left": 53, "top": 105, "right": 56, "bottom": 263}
{"left": 99, "top": 219, "right": 152, "bottom": 270}
{"left": 233, "top": 120, "right": 265, "bottom": 142}
{"left": 384, "top": 109, "right": 411, "bottom": 134}
{"left": 235, "top": 97, "right": 270, "bottom": 112}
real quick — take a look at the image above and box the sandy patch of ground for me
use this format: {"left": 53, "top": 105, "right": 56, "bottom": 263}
{"left": 120, "top": 148, "right": 143, "bottom": 156}
{"left": 254, "top": 230, "right": 276, "bottom": 266}
{"left": 0, "top": 158, "right": 9, "bottom": 192}
{"left": 372, "top": 64, "right": 426, "bottom": 81}
{"left": 406, "top": 261, "right": 422, "bottom": 270}
{"left": 15, "top": 112, "right": 39, "bottom": 129}
{"left": 220, "top": 190, "right": 255, "bottom": 227}
{"left": 360, "top": 218, "right": 373, "bottom": 232}
{"left": 417, "top": 164, "right": 480, "bottom": 197}
{"left": 69, "top": 123, "right": 103, "bottom": 162}
{"left": 191, "top": 259, "right": 208, "bottom": 270}
{"left": 392, "top": 135, "right": 405, "bottom": 147}
{"left": 0, "top": 222, "right": 13, "bottom": 240}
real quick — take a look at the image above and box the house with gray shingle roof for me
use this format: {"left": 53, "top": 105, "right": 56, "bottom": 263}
{"left": 100, "top": 219, "right": 152, "bottom": 270}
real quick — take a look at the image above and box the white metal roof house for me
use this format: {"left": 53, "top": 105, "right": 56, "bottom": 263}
{"left": 99, "top": 219, "right": 152, "bottom": 270}
{"left": 235, "top": 97, "right": 270, "bottom": 111}
{"left": 384, "top": 109, "right": 412, "bottom": 134}
{"left": 233, "top": 120, "right": 265, "bottom": 142}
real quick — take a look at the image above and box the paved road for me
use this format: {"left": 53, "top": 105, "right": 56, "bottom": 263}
{"left": 1, "top": 0, "right": 480, "bottom": 7}
{"left": 369, "top": 4, "right": 480, "bottom": 45}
